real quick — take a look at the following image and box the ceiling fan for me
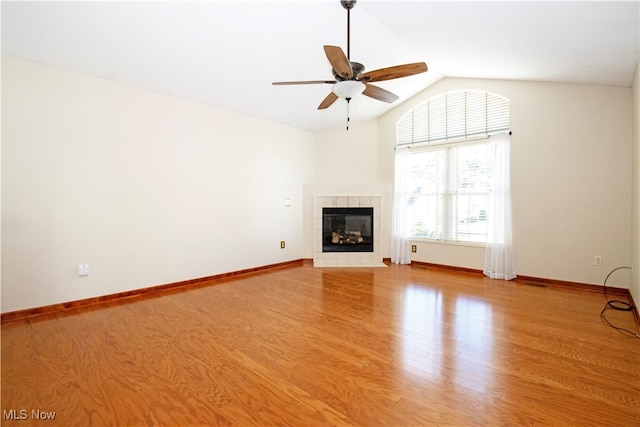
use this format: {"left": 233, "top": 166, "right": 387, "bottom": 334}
{"left": 272, "top": 0, "right": 428, "bottom": 112}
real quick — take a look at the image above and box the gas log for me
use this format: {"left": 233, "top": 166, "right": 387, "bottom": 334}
{"left": 331, "top": 230, "right": 364, "bottom": 244}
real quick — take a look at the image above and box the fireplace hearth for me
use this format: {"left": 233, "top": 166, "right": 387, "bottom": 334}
{"left": 322, "top": 207, "right": 373, "bottom": 253}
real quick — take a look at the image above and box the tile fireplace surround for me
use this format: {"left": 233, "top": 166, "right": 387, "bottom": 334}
{"left": 313, "top": 195, "right": 386, "bottom": 267}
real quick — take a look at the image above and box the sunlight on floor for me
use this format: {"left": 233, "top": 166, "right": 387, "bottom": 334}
{"left": 401, "top": 285, "right": 494, "bottom": 394}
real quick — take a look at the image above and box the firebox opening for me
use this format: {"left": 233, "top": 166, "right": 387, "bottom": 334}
{"left": 322, "top": 207, "right": 374, "bottom": 253}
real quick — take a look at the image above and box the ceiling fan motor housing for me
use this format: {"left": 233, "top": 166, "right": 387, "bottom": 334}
{"left": 333, "top": 62, "right": 365, "bottom": 81}
{"left": 341, "top": 0, "right": 356, "bottom": 10}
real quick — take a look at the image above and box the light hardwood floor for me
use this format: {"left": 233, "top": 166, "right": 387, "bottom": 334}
{"left": 2, "top": 263, "right": 639, "bottom": 426}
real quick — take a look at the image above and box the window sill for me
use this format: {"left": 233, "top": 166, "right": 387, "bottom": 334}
{"left": 409, "top": 238, "right": 486, "bottom": 249}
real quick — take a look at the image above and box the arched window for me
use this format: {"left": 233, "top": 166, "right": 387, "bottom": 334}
{"left": 394, "top": 90, "right": 510, "bottom": 244}
{"left": 397, "top": 90, "right": 509, "bottom": 147}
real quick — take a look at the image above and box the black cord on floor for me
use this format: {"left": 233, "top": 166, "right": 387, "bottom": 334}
{"left": 600, "top": 266, "right": 639, "bottom": 338}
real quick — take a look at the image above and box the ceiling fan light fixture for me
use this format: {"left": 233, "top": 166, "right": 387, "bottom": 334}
{"left": 331, "top": 80, "right": 365, "bottom": 99}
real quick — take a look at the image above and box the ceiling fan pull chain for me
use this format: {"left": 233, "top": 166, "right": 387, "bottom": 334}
{"left": 346, "top": 97, "right": 351, "bottom": 130}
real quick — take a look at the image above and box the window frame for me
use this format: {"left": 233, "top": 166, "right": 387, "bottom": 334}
{"left": 396, "top": 90, "right": 510, "bottom": 247}
{"left": 404, "top": 137, "right": 493, "bottom": 246}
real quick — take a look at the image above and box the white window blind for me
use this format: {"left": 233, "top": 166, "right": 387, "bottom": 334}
{"left": 405, "top": 141, "right": 493, "bottom": 243}
{"left": 396, "top": 90, "right": 510, "bottom": 244}
{"left": 396, "top": 90, "right": 510, "bottom": 147}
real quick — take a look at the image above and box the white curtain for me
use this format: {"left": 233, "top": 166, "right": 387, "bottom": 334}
{"left": 391, "top": 146, "right": 412, "bottom": 264}
{"left": 483, "top": 132, "right": 516, "bottom": 280}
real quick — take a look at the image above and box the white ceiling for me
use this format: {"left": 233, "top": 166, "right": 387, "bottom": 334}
{"left": 2, "top": 1, "right": 639, "bottom": 132}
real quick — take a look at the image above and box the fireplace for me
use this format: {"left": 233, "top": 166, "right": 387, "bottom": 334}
{"left": 313, "top": 194, "right": 385, "bottom": 267}
{"left": 322, "top": 207, "right": 373, "bottom": 253}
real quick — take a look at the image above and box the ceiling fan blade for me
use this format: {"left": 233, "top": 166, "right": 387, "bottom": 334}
{"left": 318, "top": 92, "right": 339, "bottom": 110}
{"left": 272, "top": 80, "right": 336, "bottom": 86}
{"left": 363, "top": 83, "right": 399, "bottom": 103}
{"left": 358, "top": 62, "right": 428, "bottom": 82}
{"left": 323, "top": 45, "right": 353, "bottom": 79}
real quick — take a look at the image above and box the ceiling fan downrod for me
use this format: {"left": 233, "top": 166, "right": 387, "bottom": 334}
{"left": 341, "top": 1, "right": 356, "bottom": 130}
{"left": 341, "top": 0, "right": 356, "bottom": 60}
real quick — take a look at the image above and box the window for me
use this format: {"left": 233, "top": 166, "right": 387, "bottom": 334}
{"left": 396, "top": 90, "right": 509, "bottom": 244}
{"left": 405, "top": 141, "right": 492, "bottom": 243}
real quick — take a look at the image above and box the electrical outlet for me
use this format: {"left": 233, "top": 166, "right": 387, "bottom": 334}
{"left": 594, "top": 255, "right": 602, "bottom": 266}
{"left": 411, "top": 245, "right": 417, "bottom": 253}
{"left": 280, "top": 241, "right": 285, "bottom": 249}
{"left": 78, "top": 264, "right": 89, "bottom": 277}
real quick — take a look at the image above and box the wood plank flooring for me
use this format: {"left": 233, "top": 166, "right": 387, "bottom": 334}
{"left": 2, "top": 263, "right": 639, "bottom": 426}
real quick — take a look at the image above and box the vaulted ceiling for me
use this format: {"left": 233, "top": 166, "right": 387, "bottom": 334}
{"left": 2, "top": 1, "right": 639, "bottom": 132}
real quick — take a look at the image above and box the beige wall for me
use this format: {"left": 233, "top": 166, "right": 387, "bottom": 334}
{"left": 312, "top": 122, "right": 379, "bottom": 185}
{"left": 2, "top": 56, "right": 637, "bottom": 313}
{"left": 631, "top": 62, "right": 640, "bottom": 306}
{"left": 1, "top": 56, "right": 315, "bottom": 312}
{"left": 378, "top": 78, "right": 633, "bottom": 287}
{"left": 302, "top": 121, "right": 393, "bottom": 258}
